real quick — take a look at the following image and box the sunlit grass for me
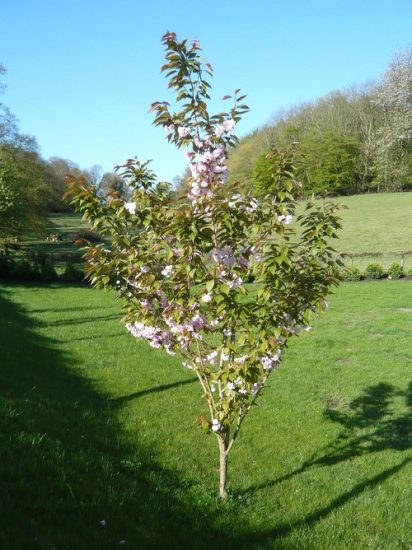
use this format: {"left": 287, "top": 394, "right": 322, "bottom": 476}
{"left": 1, "top": 280, "right": 411, "bottom": 548}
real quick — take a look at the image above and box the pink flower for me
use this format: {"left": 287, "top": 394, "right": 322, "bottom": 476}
{"left": 214, "top": 125, "right": 225, "bottom": 138}
{"left": 222, "top": 119, "right": 235, "bottom": 132}
{"left": 124, "top": 202, "right": 136, "bottom": 214}
{"left": 161, "top": 265, "right": 174, "bottom": 278}
{"left": 178, "top": 126, "right": 191, "bottom": 138}
{"left": 211, "top": 419, "right": 221, "bottom": 432}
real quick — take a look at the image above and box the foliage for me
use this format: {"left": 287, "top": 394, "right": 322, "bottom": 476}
{"left": 373, "top": 49, "right": 412, "bottom": 190}
{"left": 387, "top": 262, "right": 404, "bottom": 279}
{"left": 27, "top": 251, "right": 58, "bottom": 281}
{"left": 0, "top": 145, "right": 50, "bottom": 239}
{"left": 364, "top": 262, "right": 385, "bottom": 279}
{"left": 60, "top": 261, "right": 84, "bottom": 283}
{"left": 298, "top": 131, "right": 362, "bottom": 195}
{"left": 71, "top": 228, "right": 103, "bottom": 244}
{"left": 228, "top": 48, "right": 412, "bottom": 195}
{"left": 65, "top": 32, "right": 341, "bottom": 498}
{"left": 341, "top": 266, "right": 362, "bottom": 281}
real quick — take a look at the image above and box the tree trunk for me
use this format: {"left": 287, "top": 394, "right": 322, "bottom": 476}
{"left": 218, "top": 434, "right": 229, "bottom": 499}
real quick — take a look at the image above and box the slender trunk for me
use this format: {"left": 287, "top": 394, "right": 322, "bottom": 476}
{"left": 218, "top": 433, "right": 229, "bottom": 499}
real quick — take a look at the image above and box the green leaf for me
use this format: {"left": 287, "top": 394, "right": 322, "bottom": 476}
{"left": 206, "top": 279, "right": 215, "bottom": 292}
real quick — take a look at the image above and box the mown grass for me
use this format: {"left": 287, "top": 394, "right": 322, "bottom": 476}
{"left": 1, "top": 280, "right": 411, "bottom": 548}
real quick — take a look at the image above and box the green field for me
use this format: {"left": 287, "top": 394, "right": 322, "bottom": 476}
{"left": 16, "top": 191, "right": 412, "bottom": 273}
{"left": 328, "top": 192, "right": 412, "bottom": 269}
{"left": 1, "top": 280, "right": 411, "bottom": 548}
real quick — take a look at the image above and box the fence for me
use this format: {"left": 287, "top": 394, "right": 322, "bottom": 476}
{"left": 338, "top": 250, "right": 412, "bottom": 270}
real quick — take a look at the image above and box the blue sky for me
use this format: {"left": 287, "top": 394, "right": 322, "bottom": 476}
{"left": 1, "top": 0, "right": 411, "bottom": 182}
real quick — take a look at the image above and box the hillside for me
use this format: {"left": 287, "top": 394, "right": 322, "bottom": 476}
{"left": 319, "top": 192, "right": 412, "bottom": 269}
{"left": 227, "top": 49, "right": 412, "bottom": 196}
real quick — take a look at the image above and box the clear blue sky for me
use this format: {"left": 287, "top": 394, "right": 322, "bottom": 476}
{"left": 1, "top": 0, "right": 411, "bottom": 182}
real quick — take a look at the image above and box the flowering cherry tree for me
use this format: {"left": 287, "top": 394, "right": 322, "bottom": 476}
{"left": 66, "top": 33, "right": 341, "bottom": 498}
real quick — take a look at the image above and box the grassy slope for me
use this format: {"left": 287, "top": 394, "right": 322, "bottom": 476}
{"left": 1, "top": 281, "right": 411, "bottom": 548}
{"left": 328, "top": 192, "right": 412, "bottom": 269}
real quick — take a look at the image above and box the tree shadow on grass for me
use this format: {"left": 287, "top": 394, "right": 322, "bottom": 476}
{"left": 240, "top": 381, "right": 412, "bottom": 498}
{"left": 39, "top": 313, "right": 121, "bottom": 327}
{"left": 236, "top": 456, "right": 411, "bottom": 545}
{"left": 233, "top": 381, "right": 412, "bottom": 544}
{"left": 0, "top": 286, "right": 240, "bottom": 549}
{"left": 111, "top": 378, "right": 197, "bottom": 404}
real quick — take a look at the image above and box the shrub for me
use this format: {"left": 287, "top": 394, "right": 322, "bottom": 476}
{"left": 60, "top": 262, "right": 84, "bottom": 283}
{"left": 387, "top": 263, "right": 404, "bottom": 279}
{"left": 10, "top": 260, "right": 36, "bottom": 281}
{"left": 28, "top": 252, "right": 58, "bottom": 282}
{"left": 53, "top": 252, "right": 82, "bottom": 262}
{"left": 341, "top": 267, "right": 362, "bottom": 281}
{"left": 0, "top": 253, "right": 15, "bottom": 277}
{"left": 46, "top": 233, "right": 62, "bottom": 242}
{"left": 71, "top": 229, "right": 103, "bottom": 244}
{"left": 364, "top": 263, "right": 384, "bottom": 279}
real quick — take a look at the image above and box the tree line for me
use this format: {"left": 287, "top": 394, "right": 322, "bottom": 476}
{"left": 227, "top": 48, "right": 412, "bottom": 196}
{"left": 0, "top": 64, "right": 126, "bottom": 238}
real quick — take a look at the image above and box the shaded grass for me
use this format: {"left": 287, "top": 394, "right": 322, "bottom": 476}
{"left": 0, "top": 281, "right": 411, "bottom": 548}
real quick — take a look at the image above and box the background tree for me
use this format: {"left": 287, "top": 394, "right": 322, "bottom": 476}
{"left": 0, "top": 65, "right": 50, "bottom": 237}
{"left": 373, "top": 49, "right": 412, "bottom": 190}
{"left": 227, "top": 47, "right": 412, "bottom": 195}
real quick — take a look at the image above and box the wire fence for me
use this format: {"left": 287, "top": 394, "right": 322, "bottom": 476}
{"left": 338, "top": 250, "right": 412, "bottom": 270}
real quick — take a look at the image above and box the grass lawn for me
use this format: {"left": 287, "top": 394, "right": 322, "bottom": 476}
{"left": 0, "top": 280, "right": 411, "bottom": 548}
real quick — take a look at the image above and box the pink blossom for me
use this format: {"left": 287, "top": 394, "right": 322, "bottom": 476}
{"left": 206, "top": 350, "right": 218, "bottom": 364}
{"left": 278, "top": 214, "right": 293, "bottom": 224}
{"left": 211, "top": 419, "right": 221, "bottom": 432}
{"left": 178, "top": 126, "right": 191, "bottom": 138}
{"left": 193, "top": 136, "right": 203, "bottom": 148}
{"left": 161, "top": 265, "right": 174, "bottom": 278}
{"left": 222, "top": 119, "right": 235, "bottom": 132}
{"left": 214, "top": 125, "right": 225, "bottom": 138}
{"left": 124, "top": 202, "right": 136, "bottom": 214}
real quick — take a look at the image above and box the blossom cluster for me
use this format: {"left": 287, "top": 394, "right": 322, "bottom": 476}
{"left": 169, "top": 119, "right": 236, "bottom": 206}
{"left": 126, "top": 322, "right": 175, "bottom": 355}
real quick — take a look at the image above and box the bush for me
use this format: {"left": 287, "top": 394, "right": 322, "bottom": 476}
{"left": 71, "top": 229, "right": 103, "bottom": 244}
{"left": 60, "top": 262, "right": 84, "bottom": 283}
{"left": 10, "top": 260, "right": 37, "bottom": 281}
{"left": 28, "top": 252, "right": 58, "bottom": 282}
{"left": 364, "top": 263, "right": 385, "bottom": 279}
{"left": 341, "top": 267, "right": 362, "bottom": 281}
{"left": 0, "top": 253, "right": 15, "bottom": 278}
{"left": 387, "top": 263, "right": 404, "bottom": 279}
